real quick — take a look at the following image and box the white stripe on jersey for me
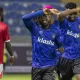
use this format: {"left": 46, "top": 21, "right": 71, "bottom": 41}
{"left": 5, "top": 40, "right": 10, "bottom": 42}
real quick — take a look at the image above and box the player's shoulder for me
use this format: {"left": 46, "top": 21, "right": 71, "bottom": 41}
{"left": 76, "top": 17, "right": 80, "bottom": 21}
{"left": 62, "top": 18, "right": 68, "bottom": 23}
{"left": 52, "top": 20, "right": 60, "bottom": 29}
{"left": 54, "top": 20, "right": 59, "bottom": 24}
{"left": 0, "top": 22, "right": 8, "bottom": 28}
{"left": 51, "top": 22, "right": 60, "bottom": 33}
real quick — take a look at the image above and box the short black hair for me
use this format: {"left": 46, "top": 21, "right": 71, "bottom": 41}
{"left": 0, "top": 7, "right": 4, "bottom": 22}
{"left": 0, "top": 7, "right": 3, "bottom": 15}
{"left": 65, "top": 2, "right": 77, "bottom": 9}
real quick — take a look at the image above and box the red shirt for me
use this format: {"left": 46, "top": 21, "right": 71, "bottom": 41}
{"left": 0, "top": 22, "right": 10, "bottom": 63}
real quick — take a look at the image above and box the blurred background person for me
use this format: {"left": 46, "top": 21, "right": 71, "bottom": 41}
{"left": 0, "top": 7, "right": 14, "bottom": 78}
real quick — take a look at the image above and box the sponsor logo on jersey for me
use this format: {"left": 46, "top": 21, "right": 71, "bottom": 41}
{"left": 37, "top": 37, "right": 54, "bottom": 46}
{"left": 67, "top": 30, "right": 80, "bottom": 38}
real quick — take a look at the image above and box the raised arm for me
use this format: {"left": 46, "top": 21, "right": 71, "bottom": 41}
{"left": 22, "top": 8, "right": 55, "bottom": 32}
{"left": 57, "top": 8, "right": 80, "bottom": 22}
{"left": 22, "top": 10, "right": 44, "bottom": 32}
{"left": 22, "top": 10, "right": 44, "bottom": 21}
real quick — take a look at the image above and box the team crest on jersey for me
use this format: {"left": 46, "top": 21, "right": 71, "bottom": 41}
{"left": 39, "top": 31, "right": 43, "bottom": 34}
{"left": 52, "top": 34, "right": 56, "bottom": 39}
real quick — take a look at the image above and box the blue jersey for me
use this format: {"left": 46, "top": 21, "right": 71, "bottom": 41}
{"left": 22, "top": 10, "right": 62, "bottom": 68}
{"left": 60, "top": 17, "right": 80, "bottom": 59}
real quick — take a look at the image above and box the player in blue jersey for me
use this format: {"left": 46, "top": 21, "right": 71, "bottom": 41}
{"left": 56, "top": 2, "right": 80, "bottom": 80}
{"left": 22, "top": 5, "right": 64, "bottom": 80}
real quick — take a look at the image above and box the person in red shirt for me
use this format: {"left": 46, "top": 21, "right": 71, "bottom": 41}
{"left": 0, "top": 7, "right": 14, "bottom": 78}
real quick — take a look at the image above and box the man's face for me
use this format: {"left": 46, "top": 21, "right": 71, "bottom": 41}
{"left": 66, "top": 9, "right": 77, "bottom": 21}
{"left": 38, "top": 14, "right": 53, "bottom": 28}
{"left": 68, "top": 12, "right": 77, "bottom": 21}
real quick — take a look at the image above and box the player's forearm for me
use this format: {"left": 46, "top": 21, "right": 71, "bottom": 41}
{"left": 22, "top": 10, "right": 44, "bottom": 21}
{"left": 58, "top": 9, "right": 77, "bottom": 18}
{"left": 5, "top": 42, "right": 14, "bottom": 56}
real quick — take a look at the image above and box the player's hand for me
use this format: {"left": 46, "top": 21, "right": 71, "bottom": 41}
{"left": 43, "top": 8, "right": 52, "bottom": 15}
{"left": 56, "top": 47, "right": 64, "bottom": 54}
{"left": 49, "top": 9, "right": 59, "bottom": 15}
{"left": 10, "top": 56, "right": 15, "bottom": 65}
{"left": 76, "top": 7, "right": 80, "bottom": 13}
{"left": 43, "top": 8, "right": 59, "bottom": 16}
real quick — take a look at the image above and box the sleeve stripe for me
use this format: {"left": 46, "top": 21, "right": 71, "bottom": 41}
{"left": 5, "top": 40, "right": 10, "bottom": 42}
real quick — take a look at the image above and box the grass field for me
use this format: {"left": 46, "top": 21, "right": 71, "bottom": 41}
{"left": 0, "top": 74, "right": 76, "bottom": 80}
{"left": 1, "top": 74, "right": 31, "bottom": 80}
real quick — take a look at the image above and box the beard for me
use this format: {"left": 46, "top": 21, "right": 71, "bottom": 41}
{"left": 39, "top": 20, "right": 49, "bottom": 29}
{"left": 67, "top": 16, "right": 76, "bottom": 21}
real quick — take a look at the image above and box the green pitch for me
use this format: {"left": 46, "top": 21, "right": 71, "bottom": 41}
{"left": 1, "top": 74, "right": 31, "bottom": 80}
{"left": 1, "top": 74, "right": 76, "bottom": 80}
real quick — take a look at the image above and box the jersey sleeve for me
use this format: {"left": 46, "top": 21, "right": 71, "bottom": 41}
{"left": 3, "top": 25, "right": 10, "bottom": 42}
{"left": 77, "top": 17, "right": 80, "bottom": 23}
{"left": 22, "top": 10, "right": 44, "bottom": 33}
